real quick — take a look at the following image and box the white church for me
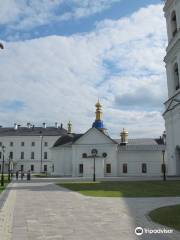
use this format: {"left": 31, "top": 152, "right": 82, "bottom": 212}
{"left": 51, "top": 101, "right": 165, "bottom": 178}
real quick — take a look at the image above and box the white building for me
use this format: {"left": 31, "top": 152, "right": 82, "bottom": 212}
{"left": 52, "top": 101, "right": 165, "bottom": 178}
{"left": 0, "top": 123, "right": 67, "bottom": 173}
{"left": 163, "top": 0, "right": 180, "bottom": 176}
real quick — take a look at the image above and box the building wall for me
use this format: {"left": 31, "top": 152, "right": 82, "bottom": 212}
{"left": 51, "top": 145, "right": 165, "bottom": 178}
{"left": 52, "top": 146, "right": 72, "bottom": 176}
{"left": 164, "top": 0, "right": 180, "bottom": 43}
{"left": 117, "top": 150, "right": 164, "bottom": 176}
{"left": 0, "top": 135, "right": 60, "bottom": 173}
{"left": 71, "top": 144, "right": 117, "bottom": 178}
{"left": 164, "top": 103, "right": 180, "bottom": 175}
{"left": 164, "top": 0, "right": 180, "bottom": 176}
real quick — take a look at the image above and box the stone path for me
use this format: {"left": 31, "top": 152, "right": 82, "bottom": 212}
{"left": 0, "top": 181, "right": 180, "bottom": 240}
{"left": 0, "top": 183, "right": 16, "bottom": 240}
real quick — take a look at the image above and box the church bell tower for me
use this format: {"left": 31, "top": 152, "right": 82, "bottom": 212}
{"left": 163, "top": 0, "right": 180, "bottom": 176}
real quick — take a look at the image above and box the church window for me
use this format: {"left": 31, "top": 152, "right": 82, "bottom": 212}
{"left": 21, "top": 142, "right": 24, "bottom": 147}
{"left": 31, "top": 152, "right": 34, "bottom": 159}
{"left": 10, "top": 142, "right": 13, "bottom": 147}
{"left": 44, "top": 152, "right": 48, "bottom": 159}
{"left": 31, "top": 142, "right": 35, "bottom": 147}
{"left": 31, "top": 165, "right": 34, "bottom": 172}
{"left": 9, "top": 151, "right": 13, "bottom": 159}
{"left": 123, "top": 164, "right": 127, "bottom": 173}
{"left": 79, "top": 164, "right": 83, "bottom": 174}
{"left": 106, "top": 164, "right": 111, "bottom": 173}
{"left": 44, "top": 142, "right": 48, "bottom": 147}
{"left": 174, "top": 63, "right": 180, "bottom": 90}
{"left": 21, "top": 152, "right": 24, "bottom": 160}
{"left": 82, "top": 153, "right": 87, "bottom": 158}
{"left": 0, "top": 152, "right": 1, "bottom": 159}
{"left": 44, "top": 165, "right": 47, "bottom": 172}
{"left": 21, "top": 165, "right": 24, "bottom": 171}
{"left": 142, "top": 163, "right": 147, "bottom": 173}
{"left": 171, "top": 11, "right": 178, "bottom": 37}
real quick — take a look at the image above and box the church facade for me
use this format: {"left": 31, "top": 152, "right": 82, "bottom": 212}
{"left": 163, "top": 0, "right": 180, "bottom": 176}
{"left": 52, "top": 102, "right": 165, "bottom": 178}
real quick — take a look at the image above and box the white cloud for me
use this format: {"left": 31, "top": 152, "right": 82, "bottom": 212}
{"left": 0, "top": 0, "right": 122, "bottom": 31}
{"left": 0, "top": 4, "right": 167, "bottom": 138}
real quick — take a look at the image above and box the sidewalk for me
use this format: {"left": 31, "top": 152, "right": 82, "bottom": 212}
{"left": 0, "top": 182, "right": 16, "bottom": 240}
{"left": 0, "top": 180, "right": 180, "bottom": 240}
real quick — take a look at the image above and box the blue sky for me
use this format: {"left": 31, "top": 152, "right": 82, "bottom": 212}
{"left": 0, "top": 0, "right": 167, "bottom": 137}
{"left": 0, "top": 0, "right": 162, "bottom": 41}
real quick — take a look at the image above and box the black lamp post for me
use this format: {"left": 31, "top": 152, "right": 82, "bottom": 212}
{"left": 8, "top": 155, "right": 11, "bottom": 182}
{"left": 8, "top": 155, "right": 13, "bottom": 182}
{"left": 83, "top": 150, "right": 108, "bottom": 182}
{"left": 162, "top": 149, "right": 166, "bottom": 181}
{"left": 91, "top": 149, "right": 98, "bottom": 182}
{"left": 1, "top": 145, "right": 6, "bottom": 186}
{"left": 40, "top": 132, "right": 44, "bottom": 173}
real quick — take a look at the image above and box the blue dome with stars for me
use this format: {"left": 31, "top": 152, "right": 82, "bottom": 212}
{"left": 92, "top": 100, "right": 107, "bottom": 132}
{"left": 92, "top": 120, "right": 104, "bottom": 129}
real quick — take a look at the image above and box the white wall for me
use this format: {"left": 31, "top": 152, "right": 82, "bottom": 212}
{"left": 164, "top": 0, "right": 180, "bottom": 42}
{"left": 72, "top": 144, "right": 117, "bottom": 178}
{"left": 164, "top": 102, "right": 180, "bottom": 175}
{"left": 52, "top": 146, "right": 72, "bottom": 176}
{"left": 164, "top": 0, "right": 180, "bottom": 176}
{"left": 118, "top": 150, "right": 164, "bottom": 176}
{"left": 0, "top": 135, "right": 60, "bottom": 173}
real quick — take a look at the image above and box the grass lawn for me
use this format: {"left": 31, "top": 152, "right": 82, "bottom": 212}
{"left": 149, "top": 205, "right": 180, "bottom": 231}
{"left": 58, "top": 180, "right": 180, "bottom": 197}
{"left": 33, "top": 173, "right": 49, "bottom": 178}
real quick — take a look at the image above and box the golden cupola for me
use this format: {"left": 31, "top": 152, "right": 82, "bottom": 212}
{"left": 95, "top": 100, "right": 103, "bottom": 121}
{"left": 92, "top": 100, "right": 107, "bottom": 133}
{"left": 120, "top": 128, "right": 128, "bottom": 145}
{"left": 67, "top": 121, "right": 72, "bottom": 134}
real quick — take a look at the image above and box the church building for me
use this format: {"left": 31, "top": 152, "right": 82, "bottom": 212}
{"left": 52, "top": 101, "right": 165, "bottom": 178}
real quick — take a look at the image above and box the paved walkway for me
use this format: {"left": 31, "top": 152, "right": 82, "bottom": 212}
{"left": 0, "top": 181, "right": 180, "bottom": 240}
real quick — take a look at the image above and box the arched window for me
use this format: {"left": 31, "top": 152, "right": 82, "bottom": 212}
{"left": 82, "top": 153, "right": 87, "bottom": 158}
{"left": 174, "top": 63, "right": 180, "bottom": 90}
{"left": 171, "top": 11, "right": 178, "bottom": 37}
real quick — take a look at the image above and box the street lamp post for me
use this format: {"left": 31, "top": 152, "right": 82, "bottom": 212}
{"left": 8, "top": 155, "right": 11, "bottom": 182}
{"left": 91, "top": 149, "right": 98, "bottom": 182}
{"left": 162, "top": 149, "right": 166, "bottom": 181}
{"left": 1, "top": 145, "right": 6, "bottom": 186}
{"left": 40, "top": 133, "right": 44, "bottom": 173}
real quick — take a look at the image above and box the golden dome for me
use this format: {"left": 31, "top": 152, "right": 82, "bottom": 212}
{"left": 121, "top": 128, "right": 128, "bottom": 134}
{"left": 95, "top": 99, "right": 102, "bottom": 108}
{"left": 67, "top": 121, "right": 72, "bottom": 134}
{"left": 120, "top": 128, "right": 128, "bottom": 145}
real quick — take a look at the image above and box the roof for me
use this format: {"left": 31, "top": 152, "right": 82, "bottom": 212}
{"left": 53, "top": 130, "right": 165, "bottom": 148}
{"left": 53, "top": 127, "right": 118, "bottom": 147}
{"left": 0, "top": 127, "right": 67, "bottom": 136}
{"left": 114, "top": 138, "right": 164, "bottom": 145}
{"left": 53, "top": 133, "right": 83, "bottom": 147}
